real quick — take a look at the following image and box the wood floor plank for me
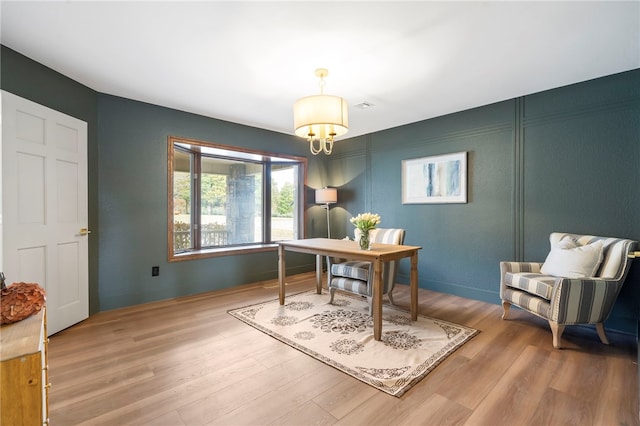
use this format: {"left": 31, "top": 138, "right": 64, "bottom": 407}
{"left": 141, "top": 409, "right": 188, "bottom": 426}
{"left": 203, "top": 359, "right": 343, "bottom": 425}
{"left": 269, "top": 400, "right": 337, "bottom": 426}
{"left": 593, "top": 351, "right": 639, "bottom": 426}
{"left": 312, "top": 376, "right": 379, "bottom": 419}
{"left": 333, "top": 391, "right": 404, "bottom": 426}
{"left": 434, "top": 322, "right": 541, "bottom": 409}
{"left": 528, "top": 387, "right": 593, "bottom": 426}
{"left": 44, "top": 272, "right": 638, "bottom": 426}
{"left": 462, "top": 345, "right": 563, "bottom": 425}
{"left": 397, "top": 394, "right": 472, "bottom": 426}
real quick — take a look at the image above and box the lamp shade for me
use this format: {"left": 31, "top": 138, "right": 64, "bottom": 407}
{"left": 294, "top": 95, "right": 348, "bottom": 139}
{"left": 315, "top": 187, "right": 337, "bottom": 204}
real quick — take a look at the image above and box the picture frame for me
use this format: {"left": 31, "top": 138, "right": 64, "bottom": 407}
{"left": 402, "top": 151, "right": 467, "bottom": 204}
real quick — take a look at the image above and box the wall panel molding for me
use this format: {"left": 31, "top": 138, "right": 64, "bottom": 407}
{"left": 364, "top": 135, "right": 373, "bottom": 213}
{"left": 386, "top": 122, "right": 513, "bottom": 152}
{"left": 514, "top": 97, "right": 525, "bottom": 260}
{"left": 523, "top": 96, "right": 640, "bottom": 128}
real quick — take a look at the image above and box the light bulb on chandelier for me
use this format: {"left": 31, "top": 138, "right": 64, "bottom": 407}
{"left": 293, "top": 68, "right": 348, "bottom": 155}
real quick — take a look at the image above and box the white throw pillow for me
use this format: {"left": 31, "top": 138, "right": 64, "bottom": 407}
{"left": 554, "top": 235, "right": 579, "bottom": 250}
{"left": 540, "top": 239, "right": 604, "bottom": 278}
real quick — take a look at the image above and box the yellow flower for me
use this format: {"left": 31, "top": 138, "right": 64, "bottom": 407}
{"left": 350, "top": 212, "right": 381, "bottom": 231}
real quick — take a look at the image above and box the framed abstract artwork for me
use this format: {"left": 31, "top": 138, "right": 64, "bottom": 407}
{"left": 402, "top": 151, "right": 467, "bottom": 204}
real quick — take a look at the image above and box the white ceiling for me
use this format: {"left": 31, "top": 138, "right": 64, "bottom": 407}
{"left": 1, "top": 1, "right": 638, "bottom": 139}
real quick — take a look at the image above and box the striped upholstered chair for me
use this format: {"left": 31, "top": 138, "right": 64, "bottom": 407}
{"left": 500, "top": 232, "right": 636, "bottom": 349}
{"left": 327, "top": 228, "right": 405, "bottom": 314}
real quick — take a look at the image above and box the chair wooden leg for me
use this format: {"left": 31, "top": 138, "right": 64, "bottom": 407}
{"left": 501, "top": 301, "right": 511, "bottom": 320}
{"left": 549, "top": 321, "right": 565, "bottom": 349}
{"left": 595, "top": 322, "right": 610, "bottom": 345}
{"left": 329, "top": 288, "right": 336, "bottom": 304}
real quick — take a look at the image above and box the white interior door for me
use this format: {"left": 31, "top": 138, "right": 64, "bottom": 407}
{"left": 1, "top": 90, "right": 89, "bottom": 335}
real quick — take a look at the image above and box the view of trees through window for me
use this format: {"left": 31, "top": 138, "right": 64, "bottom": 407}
{"left": 169, "top": 138, "right": 304, "bottom": 256}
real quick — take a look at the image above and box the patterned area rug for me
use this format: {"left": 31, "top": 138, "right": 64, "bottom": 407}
{"left": 228, "top": 290, "right": 478, "bottom": 397}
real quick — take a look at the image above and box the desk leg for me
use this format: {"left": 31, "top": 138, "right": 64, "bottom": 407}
{"left": 278, "top": 245, "right": 285, "bottom": 305}
{"left": 316, "top": 254, "right": 323, "bottom": 294}
{"left": 373, "top": 259, "right": 383, "bottom": 341}
{"left": 410, "top": 251, "right": 418, "bottom": 321}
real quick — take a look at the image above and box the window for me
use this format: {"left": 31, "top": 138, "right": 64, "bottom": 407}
{"left": 168, "top": 136, "right": 307, "bottom": 261}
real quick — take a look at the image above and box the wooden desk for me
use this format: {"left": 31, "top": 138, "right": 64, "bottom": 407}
{"left": 277, "top": 238, "right": 421, "bottom": 341}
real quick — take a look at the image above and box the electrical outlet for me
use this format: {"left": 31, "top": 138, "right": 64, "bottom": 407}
{"left": 152, "top": 266, "right": 159, "bottom": 276}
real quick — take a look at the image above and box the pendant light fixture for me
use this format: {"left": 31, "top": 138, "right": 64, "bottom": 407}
{"left": 293, "top": 68, "right": 348, "bottom": 155}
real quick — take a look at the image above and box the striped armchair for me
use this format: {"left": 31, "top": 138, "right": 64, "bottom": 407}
{"left": 327, "top": 228, "right": 405, "bottom": 314}
{"left": 500, "top": 232, "right": 637, "bottom": 349}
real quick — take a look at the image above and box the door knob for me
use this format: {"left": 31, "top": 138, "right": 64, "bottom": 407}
{"left": 79, "top": 228, "right": 92, "bottom": 236}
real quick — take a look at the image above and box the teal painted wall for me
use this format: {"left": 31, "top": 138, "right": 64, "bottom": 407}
{"left": 3, "top": 45, "right": 639, "bottom": 333}
{"left": 327, "top": 100, "right": 520, "bottom": 303}
{"left": 96, "top": 95, "right": 326, "bottom": 310}
{"left": 329, "top": 69, "right": 640, "bottom": 333}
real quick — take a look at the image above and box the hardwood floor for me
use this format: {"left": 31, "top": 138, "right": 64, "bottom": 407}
{"left": 47, "top": 272, "right": 638, "bottom": 425}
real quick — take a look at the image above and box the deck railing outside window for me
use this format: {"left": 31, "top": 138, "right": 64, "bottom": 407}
{"left": 174, "top": 229, "right": 229, "bottom": 250}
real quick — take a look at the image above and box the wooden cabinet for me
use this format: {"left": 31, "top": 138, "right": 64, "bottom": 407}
{"left": 1, "top": 309, "right": 49, "bottom": 425}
